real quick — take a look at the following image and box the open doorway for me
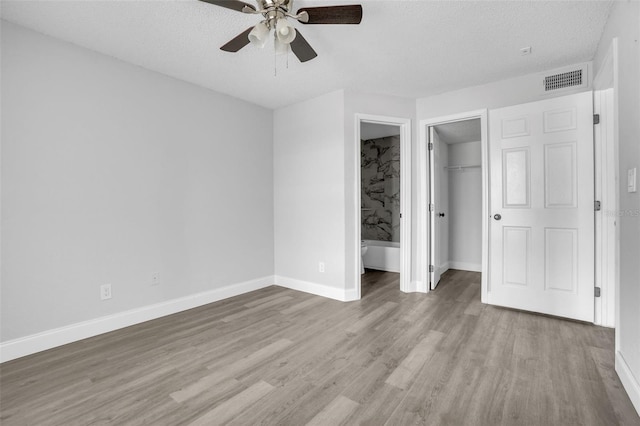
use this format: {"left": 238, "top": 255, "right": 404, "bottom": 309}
{"left": 355, "top": 114, "right": 411, "bottom": 299}
{"left": 360, "top": 123, "right": 401, "bottom": 296}
{"left": 420, "top": 110, "right": 489, "bottom": 299}
{"left": 429, "top": 119, "right": 483, "bottom": 289}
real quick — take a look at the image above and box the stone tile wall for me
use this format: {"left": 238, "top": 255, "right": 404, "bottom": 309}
{"left": 361, "top": 135, "right": 400, "bottom": 242}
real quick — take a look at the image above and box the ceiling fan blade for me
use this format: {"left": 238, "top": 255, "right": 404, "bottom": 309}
{"left": 198, "top": 0, "right": 256, "bottom": 13}
{"left": 220, "top": 27, "right": 253, "bottom": 52}
{"left": 290, "top": 30, "right": 318, "bottom": 62}
{"left": 296, "top": 5, "right": 362, "bottom": 24}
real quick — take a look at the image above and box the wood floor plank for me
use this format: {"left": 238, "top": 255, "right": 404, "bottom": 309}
{"left": 305, "top": 395, "right": 359, "bottom": 426}
{"left": 1, "top": 272, "right": 638, "bottom": 426}
{"left": 187, "top": 380, "right": 274, "bottom": 426}
{"left": 221, "top": 295, "right": 293, "bottom": 322}
{"left": 345, "top": 301, "right": 398, "bottom": 334}
{"left": 279, "top": 295, "right": 324, "bottom": 315}
{"left": 170, "top": 338, "right": 293, "bottom": 403}
{"left": 385, "top": 329, "right": 445, "bottom": 390}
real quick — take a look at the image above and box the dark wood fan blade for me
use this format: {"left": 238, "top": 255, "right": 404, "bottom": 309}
{"left": 290, "top": 30, "right": 318, "bottom": 62}
{"left": 199, "top": 0, "right": 256, "bottom": 13}
{"left": 297, "top": 5, "right": 362, "bottom": 24}
{"left": 220, "top": 27, "right": 253, "bottom": 52}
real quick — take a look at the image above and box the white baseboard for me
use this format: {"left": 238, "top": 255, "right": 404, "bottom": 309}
{"left": 616, "top": 351, "right": 640, "bottom": 416}
{"left": 0, "top": 275, "right": 274, "bottom": 363}
{"left": 275, "top": 275, "right": 355, "bottom": 302}
{"left": 448, "top": 261, "right": 482, "bottom": 273}
{"left": 436, "top": 263, "right": 449, "bottom": 278}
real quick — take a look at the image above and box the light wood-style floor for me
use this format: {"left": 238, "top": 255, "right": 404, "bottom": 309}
{"left": 1, "top": 269, "right": 639, "bottom": 425}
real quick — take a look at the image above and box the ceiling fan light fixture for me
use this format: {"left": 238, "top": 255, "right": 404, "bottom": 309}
{"left": 274, "top": 37, "right": 290, "bottom": 55}
{"left": 248, "top": 21, "right": 270, "bottom": 48}
{"left": 275, "top": 18, "right": 296, "bottom": 44}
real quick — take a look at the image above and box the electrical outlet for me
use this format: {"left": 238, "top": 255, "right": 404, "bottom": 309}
{"left": 100, "top": 284, "right": 112, "bottom": 300}
{"left": 319, "top": 262, "right": 325, "bottom": 273}
{"left": 151, "top": 272, "right": 160, "bottom": 286}
{"left": 628, "top": 167, "right": 637, "bottom": 193}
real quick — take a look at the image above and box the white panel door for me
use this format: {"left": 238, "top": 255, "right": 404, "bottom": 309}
{"left": 429, "top": 127, "right": 447, "bottom": 290}
{"left": 488, "top": 91, "right": 594, "bottom": 322}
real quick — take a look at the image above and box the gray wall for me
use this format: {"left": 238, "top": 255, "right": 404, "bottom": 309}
{"left": 447, "top": 141, "right": 482, "bottom": 270}
{"left": 273, "top": 91, "right": 346, "bottom": 289}
{"left": 1, "top": 22, "right": 274, "bottom": 341}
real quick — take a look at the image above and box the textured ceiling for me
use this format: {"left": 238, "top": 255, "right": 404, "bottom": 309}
{"left": 1, "top": 0, "right": 613, "bottom": 109}
{"left": 435, "top": 119, "right": 481, "bottom": 145}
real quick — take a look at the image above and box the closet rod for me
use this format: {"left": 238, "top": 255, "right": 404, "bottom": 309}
{"left": 444, "top": 164, "right": 481, "bottom": 171}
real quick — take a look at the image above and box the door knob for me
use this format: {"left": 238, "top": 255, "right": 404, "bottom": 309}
{"left": 438, "top": 213, "right": 445, "bottom": 217}
{"left": 494, "top": 214, "right": 502, "bottom": 220}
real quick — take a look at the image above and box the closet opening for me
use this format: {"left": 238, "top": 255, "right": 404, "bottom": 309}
{"left": 428, "top": 118, "right": 484, "bottom": 291}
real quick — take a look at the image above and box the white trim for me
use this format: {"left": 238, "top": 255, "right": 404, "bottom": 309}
{"left": 437, "top": 263, "right": 450, "bottom": 278}
{"left": 407, "top": 281, "right": 420, "bottom": 293}
{"left": 274, "top": 275, "right": 357, "bottom": 302}
{"left": 355, "top": 114, "right": 412, "bottom": 297}
{"left": 0, "top": 275, "right": 274, "bottom": 363}
{"left": 616, "top": 351, "right": 640, "bottom": 416}
{"left": 593, "top": 88, "right": 616, "bottom": 328}
{"left": 594, "top": 45, "right": 614, "bottom": 91}
{"left": 418, "top": 110, "right": 489, "bottom": 298}
{"left": 593, "top": 38, "right": 618, "bottom": 329}
{"left": 448, "top": 261, "right": 482, "bottom": 273}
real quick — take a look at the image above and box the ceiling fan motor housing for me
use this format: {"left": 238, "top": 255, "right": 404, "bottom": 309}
{"left": 257, "top": 0, "right": 292, "bottom": 14}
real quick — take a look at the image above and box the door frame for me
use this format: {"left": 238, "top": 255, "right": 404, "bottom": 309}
{"left": 593, "top": 38, "right": 618, "bottom": 329}
{"left": 418, "top": 110, "right": 489, "bottom": 299}
{"left": 355, "top": 114, "right": 412, "bottom": 298}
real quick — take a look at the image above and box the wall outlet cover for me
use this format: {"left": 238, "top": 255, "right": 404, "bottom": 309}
{"left": 100, "top": 284, "right": 112, "bottom": 300}
{"left": 628, "top": 168, "right": 637, "bottom": 193}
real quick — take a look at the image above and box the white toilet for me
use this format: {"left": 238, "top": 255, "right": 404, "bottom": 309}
{"left": 360, "top": 240, "right": 368, "bottom": 274}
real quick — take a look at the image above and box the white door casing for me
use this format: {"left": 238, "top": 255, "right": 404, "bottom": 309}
{"left": 488, "top": 91, "right": 595, "bottom": 322}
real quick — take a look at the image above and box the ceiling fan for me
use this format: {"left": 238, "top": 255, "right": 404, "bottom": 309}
{"left": 200, "top": 0, "right": 363, "bottom": 62}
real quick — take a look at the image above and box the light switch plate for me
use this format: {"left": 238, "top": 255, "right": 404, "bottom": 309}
{"left": 628, "top": 168, "right": 637, "bottom": 193}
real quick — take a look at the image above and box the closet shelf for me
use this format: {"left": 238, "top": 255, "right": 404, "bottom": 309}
{"left": 445, "top": 164, "right": 481, "bottom": 171}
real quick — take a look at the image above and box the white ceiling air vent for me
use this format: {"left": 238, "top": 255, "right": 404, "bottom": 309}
{"left": 540, "top": 63, "right": 589, "bottom": 95}
{"left": 545, "top": 69, "right": 582, "bottom": 91}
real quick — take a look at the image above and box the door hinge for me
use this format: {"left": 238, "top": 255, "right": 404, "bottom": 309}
{"left": 428, "top": 142, "right": 434, "bottom": 151}
{"left": 593, "top": 114, "right": 600, "bottom": 125}
{"left": 594, "top": 200, "right": 601, "bottom": 211}
{"left": 429, "top": 265, "right": 434, "bottom": 273}
{"left": 428, "top": 203, "right": 435, "bottom": 212}
{"left": 400, "top": 213, "right": 402, "bottom": 219}
{"left": 595, "top": 287, "right": 601, "bottom": 297}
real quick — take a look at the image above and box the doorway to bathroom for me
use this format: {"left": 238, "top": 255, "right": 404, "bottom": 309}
{"left": 355, "top": 115, "right": 411, "bottom": 298}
